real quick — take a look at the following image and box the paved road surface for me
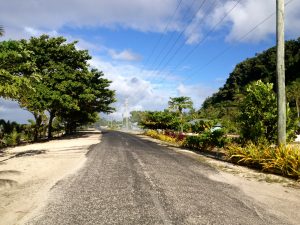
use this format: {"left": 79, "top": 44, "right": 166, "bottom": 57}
{"left": 27, "top": 131, "right": 289, "bottom": 225}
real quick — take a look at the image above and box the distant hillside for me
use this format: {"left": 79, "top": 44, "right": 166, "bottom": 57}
{"left": 202, "top": 38, "right": 300, "bottom": 108}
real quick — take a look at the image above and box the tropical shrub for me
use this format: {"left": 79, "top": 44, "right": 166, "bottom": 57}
{"left": 190, "top": 120, "right": 214, "bottom": 133}
{"left": 238, "top": 80, "right": 296, "bottom": 143}
{"left": 226, "top": 143, "right": 300, "bottom": 179}
{"left": 238, "top": 81, "right": 277, "bottom": 143}
{"left": 183, "top": 129, "right": 228, "bottom": 151}
{"left": 2, "top": 128, "right": 21, "bottom": 146}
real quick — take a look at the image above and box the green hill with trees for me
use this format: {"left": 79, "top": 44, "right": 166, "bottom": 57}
{"left": 199, "top": 37, "right": 300, "bottom": 133}
{"left": 203, "top": 38, "right": 300, "bottom": 108}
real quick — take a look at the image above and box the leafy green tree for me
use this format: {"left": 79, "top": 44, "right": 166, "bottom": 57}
{"left": 168, "top": 96, "right": 193, "bottom": 132}
{"left": 0, "top": 40, "right": 35, "bottom": 100}
{"left": 21, "top": 35, "right": 93, "bottom": 138}
{"left": 130, "top": 111, "right": 145, "bottom": 124}
{"left": 287, "top": 79, "right": 300, "bottom": 118}
{"left": 239, "top": 80, "right": 277, "bottom": 143}
{"left": 0, "top": 35, "right": 115, "bottom": 140}
{"left": 140, "top": 110, "right": 179, "bottom": 130}
{"left": 238, "top": 80, "right": 295, "bottom": 143}
{"left": 58, "top": 69, "right": 115, "bottom": 134}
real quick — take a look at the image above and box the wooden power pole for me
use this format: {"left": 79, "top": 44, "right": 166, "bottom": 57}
{"left": 276, "top": 0, "right": 286, "bottom": 145}
{"left": 125, "top": 98, "right": 129, "bottom": 130}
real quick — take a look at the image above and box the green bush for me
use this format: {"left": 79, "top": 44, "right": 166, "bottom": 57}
{"left": 238, "top": 80, "right": 296, "bottom": 143}
{"left": 190, "top": 120, "right": 213, "bottom": 133}
{"left": 183, "top": 129, "right": 228, "bottom": 151}
{"left": 2, "top": 129, "right": 21, "bottom": 146}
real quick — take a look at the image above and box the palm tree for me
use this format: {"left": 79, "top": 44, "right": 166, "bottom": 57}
{"left": 168, "top": 96, "right": 193, "bottom": 132}
{"left": 0, "top": 26, "right": 4, "bottom": 36}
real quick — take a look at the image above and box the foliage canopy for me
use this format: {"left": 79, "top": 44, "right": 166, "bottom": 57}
{"left": 0, "top": 35, "right": 115, "bottom": 139}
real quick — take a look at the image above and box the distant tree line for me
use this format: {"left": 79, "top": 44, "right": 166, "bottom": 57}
{"left": 0, "top": 35, "right": 115, "bottom": 143}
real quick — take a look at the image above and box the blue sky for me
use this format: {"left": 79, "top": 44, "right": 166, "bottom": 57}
{"left": 1, "top": 0, "right": 300, "bottom": 123}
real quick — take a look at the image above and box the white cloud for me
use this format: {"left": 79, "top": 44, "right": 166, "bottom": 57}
{"left": 0, "top": 0, "right": 181, "bottom": 38}
{"left": 208, "top": 0, "right": 300, "bottom": 42}
{"left": 177, "top": 83, "right": 216, "bottom": 109}
{"left": 90, "top": 57, "right": 178, "bottom": 120}
{"left": 183, "top": 0, "right": 217, "bottom": 45}
{"left": 108, "top": 49, "right": 141, "bottom": 61}
{"left": 24, "top": 27, "right": 59, "bottom": 37}
{"left": 1, "top": 0, "right": 299, "bottom": 45}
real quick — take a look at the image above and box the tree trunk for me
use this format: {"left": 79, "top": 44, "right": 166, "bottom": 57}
{"left": 180, "top": 113, "right": 183, "bottom": 133}
{"left": 65, "top": 121, "right": 73, "bottom": 135}
{"left": 296, "top": 99, "right": 299, "bottom": 118}
{"left": 47, "top": 111, "right": 55, "bottom": 139}
{"left": 33, "top": 112, "right": 41, "bottom": 142}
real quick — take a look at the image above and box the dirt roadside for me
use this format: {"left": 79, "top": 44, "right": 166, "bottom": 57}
{"left": 0, "top": 130, "right": 101, "bottom": 225}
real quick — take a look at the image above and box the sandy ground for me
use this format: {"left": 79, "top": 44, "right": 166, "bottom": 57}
{"left": 139, "top": 134, "right": 300, "bottom": 225}
{"left": 0, "top": 130, "right": 101, "bottom": 225}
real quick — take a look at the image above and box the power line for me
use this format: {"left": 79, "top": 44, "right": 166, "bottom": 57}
{"left": 154, "top": 0, "right": 241, "bottom": 84}
{"left": 171, "top": 0, "right": 242, "bottom": 74}
{"left": 149, "top": 0, "right": 209, "bottom": 74}
{"left": 136, "top": 0, "right": 184, "bottom": 81}
{"left": 142, "top": 0, "right": 184, "bottom": 69}
{"left": 182, "top": 0, "right": 295, "bottom": 84}
{"left": 145, "top": 0, "right": 197, "bottom": 75}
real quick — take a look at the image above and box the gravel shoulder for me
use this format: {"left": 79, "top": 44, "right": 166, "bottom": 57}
{"left": 0, "top": 130, "right": 101, "bottom": 225}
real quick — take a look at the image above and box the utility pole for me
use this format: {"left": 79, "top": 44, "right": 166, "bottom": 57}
{"left": 125, "top": 98, "right": 129, "bottom": 130}
{"left": 276, "top": 0, "right": 286, "bottom": 145}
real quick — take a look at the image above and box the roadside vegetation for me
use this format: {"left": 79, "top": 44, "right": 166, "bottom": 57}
{"left": 134, "top": 38, "right": 300, "bottom": 180}
{"left": 0, "top": 34, "right": 115, "bottom": 147}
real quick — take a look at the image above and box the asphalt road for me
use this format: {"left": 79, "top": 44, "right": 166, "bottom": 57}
{"left": 27, "top": 131, "right": 289, "bottom": 225}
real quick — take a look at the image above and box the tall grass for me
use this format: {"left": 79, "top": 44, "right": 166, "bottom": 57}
{"left": 226, "top": 143, "right": 300, "bottom": 180}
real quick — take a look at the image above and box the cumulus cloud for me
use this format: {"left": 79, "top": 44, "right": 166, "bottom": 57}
{"left": 177, "top": 83, "right": 216, "bottom": 109}
{"left": 90, "top": 57, "right": 179, "bottom": 119}
{"left": 1, "top": 0, "right": 300, "bottom": 44}
{"left": 183, "top": 0, "right": 300, "bottom": 44}
{"left": 207, "top": 0, "right": 300, "bottom": 42}
{"left": 108, "top": 49, "right": 141, "bottom": 61}
{"left": 0, "top": 0, "right": 181, "bottom": 38}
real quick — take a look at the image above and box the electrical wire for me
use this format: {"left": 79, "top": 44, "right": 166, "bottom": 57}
{"left": 149, "top": 0, "right": 209, "bottom": 75}
{"left": 154, "top": 0, "right": 241, "bottom": 84}
{"left": 142, "top": 0, "right": 184, "bottom": 69}
{"left": 181, "top": 0, "right": 295, "bottom": 84}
